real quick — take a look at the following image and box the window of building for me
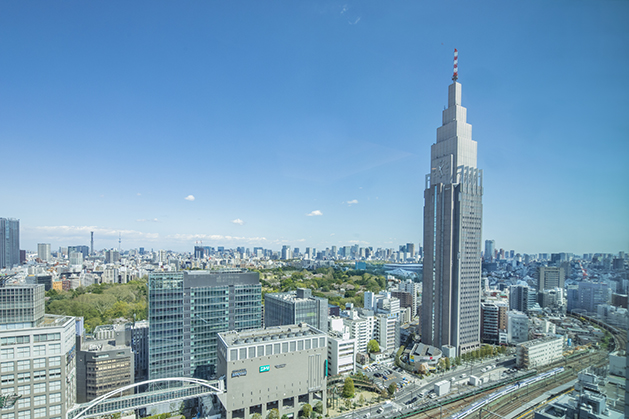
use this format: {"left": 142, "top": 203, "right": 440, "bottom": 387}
{"left": 32, "top": 358, "right": 45, "bottom": 369}
{"left": 0, "top": 362, "right": 13, "bottom": 373}
{"left": 33, "top": 409, "right": 45, "bottom": 419}
{"left": 33, "top": 395, "right": 46, "bottom": 406}
{"left": 16, "top": 347, "right": 29, "bottom": 358}
{"left": 33, "top": 383, "right": 45, "bottom": 393}
{"left": 248, "top": 347, "right": 255, "bottom": 358}
{"left": 1, "top": 413, "right": 14, "bottom": 419}
{"left": 290, "top": 341, "right": 296, "bottom": 352}
{"left": 48, "top": 344, "right": 61, "bottom": 354}
{"left": 49, "top": 356, "right": 61, "bottom": 367}
{"left": 16, "top": 360, "right": 29, "bottom": 371}
{"left": 49, "top": 381, "right": 60, "bottom": 391}
{"left": 1, "top": 349, "right": 14, "bottom": 360}
{"left": 17, "top": 372, "right": 30, "bottom": 383}
{"left": 33, "top": 371, "right": 45, "bottom": 381}
{"left": 48, "top": 369, "right": 61, "bottom": 378}
{"left": 17, "top": 411, "right": 30, "bottom": 419}
{"left": 305, "top": 340, "right": 311, "bottom": 350}
{"left": 298, "top": 340, "right": 304, "bottom": 351}
{"left": 282, "top": 342, "right": 288, "bottom": 352}
{"left": 48, "top": 393, "right": 61, "bottom": 403}
{"left": 229, "top": 349, "right": 237, "bottom": 360}
{"left": 1, "top": 374, "right": 14, "bottom": 385}
{"left": 17, "top": 385, "right": 30, "bottom": 395}
{"left": 239, "top": 348, "right": 246, "bottom": 359}
{"left": 16, "top": 397, "right": 30, "bottom": 408}
{"left": 32, "top": 346, "right": 45, "bottom": 356}
{"left": 48, "top": 406, "right": 61, "bottom": 416}
{"left": 274, "top": 343, "right": 280, "bottom": 354}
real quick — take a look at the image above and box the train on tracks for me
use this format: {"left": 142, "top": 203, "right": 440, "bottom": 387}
{"left": 449, "top": 367, "right": 564, "bottom": 419}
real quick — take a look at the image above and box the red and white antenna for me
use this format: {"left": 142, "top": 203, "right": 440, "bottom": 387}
{"left": 453, "top": 48, "right": 458, "bottom": 81}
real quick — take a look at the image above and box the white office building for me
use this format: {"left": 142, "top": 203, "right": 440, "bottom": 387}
{"left": 507, "top": 310, "right": 529, "bottom": 344}
{"left": 327, "top": 331, "right": 356, "bottom": 376}
{"left": 516, "top": 336, "right": 563, "bottom": 369}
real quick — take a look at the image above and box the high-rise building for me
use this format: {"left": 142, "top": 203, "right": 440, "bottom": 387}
{"left": 0, "top": 218, "right": 20, "bottom": 269}
{"left": 148, "top": 270, "right": 261, "bottom": 381}
{"left": 406, "top": 243, "right": 415, "bottom": 257}
{"left": 509, "top": 284, "right": 537, "bottom": 314}
{"left": 537, "top": 266, "right": 565, "bottom": 291}
{"left": 421, "top": 51, "right": 483, "bottom": 356}
{"left": 37, "top": 243, "right": 51, "bottom": 262}
{"left": 264, "top": 288, "right": 328, "bottom": 332}
{"left": 281, "top": 245, "right": 292, "bottom": 260}
{"left": 68, "top": 245, "right": 89, "bottom": 259}
{"left": 484, "top": 240, "right": 495, "bottom": 262}
{"left": 0, "top": 284, "right": 77, "bottom": 419}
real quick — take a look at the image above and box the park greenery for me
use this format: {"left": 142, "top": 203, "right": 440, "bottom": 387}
{"left": 342, "top": 377, "right": 355, "bottom": 398}
{"left": 367, "top": 339, "right": 380, "bottom": 353}
{"left": 44, "top": 279, "right": 148, "bottom": 332}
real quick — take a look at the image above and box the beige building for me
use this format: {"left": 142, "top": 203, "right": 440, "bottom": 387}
{"left": 217, "top": 324, "right": 327, "bottom": 419}
{"left": 516, "top": 336, "right": 563, "bottom": 369}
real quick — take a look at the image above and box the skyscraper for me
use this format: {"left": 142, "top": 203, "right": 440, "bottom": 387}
{"left": 148, "top": 270, "right": 262, "bottom": 381}
{"left": 37, "top": 243, "right": 51, "bottom": 262}
{"left": 265, "top": 288, "right": 328, "bottom": 332}
{"left": 484, "top": 240, "right": 495, "bottom": 262}
{"left": 421, "top": 50, "right": 483, "bottom": 356}
{"left": 0, "top": 218, "right": 20, "bottom": 269}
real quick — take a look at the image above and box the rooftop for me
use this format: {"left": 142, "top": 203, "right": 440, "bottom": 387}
{"left": 219, "top": 323, "right": 324, "bottom": 347}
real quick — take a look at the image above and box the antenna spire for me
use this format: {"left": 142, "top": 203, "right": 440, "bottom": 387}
{"left": 452, "top": 48, "right": 458, "bottom": 82}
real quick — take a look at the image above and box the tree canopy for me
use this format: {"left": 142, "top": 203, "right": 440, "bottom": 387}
{"left": 342, "top": 377, "right": 355, "bottom": 398}
{"left": 367, "top": 339, "right": 380, "bottom": 353}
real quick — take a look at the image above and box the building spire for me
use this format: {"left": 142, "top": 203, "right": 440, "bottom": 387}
{"left": 452, "top": 48, "right": 458, "bottom": 82}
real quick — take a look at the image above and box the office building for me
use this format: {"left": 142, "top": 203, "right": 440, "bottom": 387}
{"left": 327, "top": 330, "right": 356, "bottom": 376}
{"left": 485, "top": 240, "right": 495, "bottom": 262}
{"left": 421, "top": 51, "right": 483, "bottom": 356}
{"left": 342, "top": 310, "right": 375, "bottom": 353}
{"left": 481, "top": 302, "right": 507, "bottom": 344}
{"left": 148, "top": 270, "right": 261, "bottom": 381}
{"left": 216, "top": 324, "right": 327, "bottom": 419}
{"left": 281, "top": 245, "right": 292, "bottom": 261}
{"left": 37, "top": 243, "right": 51, "bottom": 262}
{"left": 264, "top": 288, "right": 328, "bottom": 332}
{"left": 0, "top": 218, "right": 20, "bottom": 269}
{"left": 516, "top": 336, "right": 563, "bottom": 369}
{"left": 374, "top": 314, "right": 400, "bottom": 353}
{"left": 69, "top": 252, "right": 83, "bottom": 266}
{"left": 104, "top": 250, "right": 120, "bottom": 264}
{"left": 568, "top": 282, "right": 610, "bottom": 314}
{"left": 67, "top": 245, "right": 89, "bottom": 259}
{"left": 0, "top": 284, "right": 77, "bottom": 419}
{"left": 507, "top": 310, "right": 529, "bottom": 344}
{"left": 537, "top": 266, "right": 565, "bottom": 291}
{"left": 509, "top": 284, "right": 537, "bottom": 314}
{"left": 76, "top": 333, "right": 134, "bottom": 403}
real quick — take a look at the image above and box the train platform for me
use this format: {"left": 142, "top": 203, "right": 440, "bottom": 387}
{"left": 504, "top": 379, "right": 576, "bottom": 419}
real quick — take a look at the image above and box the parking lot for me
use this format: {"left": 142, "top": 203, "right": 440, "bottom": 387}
{"left": 362, "top": 363, "right": 414, "bottom": 392}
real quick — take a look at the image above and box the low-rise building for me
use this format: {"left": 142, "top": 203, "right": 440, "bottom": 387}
{"left": 516, "top": 336, "right": 563, "bottom": 369}
{"left": 217, "top": 324, "right": 327, "bottom": 419}
{"left": 327, "top": 331, "right": 355, "bottom": 376}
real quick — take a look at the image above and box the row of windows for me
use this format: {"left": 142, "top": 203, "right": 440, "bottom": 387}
{"left": 0, "top": 344, "right": 61, "bottom": 359}
{"left": 1, "top": 368, "right": 61, "bottom": 385}
{"left": 1, "top": 357, "right": 61, "bottom": 372}
{"left": 1, "top": 380, "right": 61, "bottom": 394}
{"left": 0, "top": 336, "right": 29, "bottom": 346}
{"left": 0, "top": 405, "right": 61, "bottom": 419}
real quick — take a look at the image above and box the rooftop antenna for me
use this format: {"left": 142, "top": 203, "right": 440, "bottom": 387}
{"left": 452, "top": 48, "right": 458, "bottom": 82}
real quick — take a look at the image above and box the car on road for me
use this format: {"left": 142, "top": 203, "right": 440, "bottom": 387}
{"left": 374, "top": 373, "right": 382, "bottom": 378}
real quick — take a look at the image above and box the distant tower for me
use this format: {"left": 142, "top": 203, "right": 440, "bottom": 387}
{"left": 118, "top": 232, "right": 121, "bottom": 252}
{"left": 90, "top": 231, "right": 94, "bottom": 255}
{"left": 421, "top": 49, "right": 483, "bottom": 356}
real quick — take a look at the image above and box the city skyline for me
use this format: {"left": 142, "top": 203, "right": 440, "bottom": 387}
{"left": 1, "top": 1, "right": 628, "bottom": 255}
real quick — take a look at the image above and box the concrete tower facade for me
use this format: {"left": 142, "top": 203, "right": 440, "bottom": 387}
{"left": 421, "top": 53, "right": 483, "bottom": 356}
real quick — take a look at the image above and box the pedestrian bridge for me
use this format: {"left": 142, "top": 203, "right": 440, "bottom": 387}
{"left": 67, "top": 377, "right": 222, "bottom": 419}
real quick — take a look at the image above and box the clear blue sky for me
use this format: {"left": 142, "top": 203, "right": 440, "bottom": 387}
{"left": 2, "top": 1, "right": 627, "bottom": 255}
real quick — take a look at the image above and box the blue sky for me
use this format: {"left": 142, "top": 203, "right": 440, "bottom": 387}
{"left": 1, "top": 1, "right": 628, "bottom": 255}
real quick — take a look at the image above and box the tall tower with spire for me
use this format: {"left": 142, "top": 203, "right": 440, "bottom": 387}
{"left": 421, "top": 50, "right": 483, "bottom": 356}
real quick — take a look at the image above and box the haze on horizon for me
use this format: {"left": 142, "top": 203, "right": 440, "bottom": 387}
{"left": 1, "top": 1, "right": 627, "bottom": 256}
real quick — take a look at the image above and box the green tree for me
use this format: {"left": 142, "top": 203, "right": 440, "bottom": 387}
{"left": 342, "top": 377, "right": 355, "bottom": 398}
{"left": 301, "top": 404, "right": 312, "bottom": 418}
{"left": 281, "top": 415, "right": 290, "bottom": 419}
{"left": 358, "top": 394, "right": 365, "bottom": 406}
{"left": 387, "top": 383, "right": 397, "bottom": 395}
{"left": 313, "top": 401, "right": 323, "bottom": 414}
{"left": 252, "top": 414, "right": 262, "bottom": 419}
{"left": 445, "top": 357, "right": 451, "bottom": 370}
{"left": 267, "top": 408, "right": 280, "bottom": 419}
{"left": 367, "top": 339, "right": 380, "bottom": 353}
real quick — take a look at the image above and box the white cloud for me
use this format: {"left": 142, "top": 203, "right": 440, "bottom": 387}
{"left": 184, "top": 195, "right": 195, "bottom": 201}
{"left": 349, "top": 17, "right": 361, "bottom": 25}
{"left": 341, "top": 5, "right": 348, "bottom": 14}
{"left": 137, "top": 193, "right": 141, "bottom": 196}
{"left": 31, "top": 225, "right": 159, "bottom": 241}
{"left": 136, "top": 218, "right": 159, "bottom": 223}
{"left": 167, "top": 233, "right": 269, "bottom": 244}
{"left": 345, "top": 199, "right": 358, "bottom": 206}
{"left": 232, "top": 219, "right": 245, "bottom": 225}
{"left": 348, "top": 239, "right": 370, "bottom": 245}
{"left": 306, "top": 210, "right": 323, "bottom": 217}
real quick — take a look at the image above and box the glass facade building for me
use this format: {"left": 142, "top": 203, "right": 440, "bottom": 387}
{"left": 0, "top": 218, "right": 20, "bottom": 269}
{"left": 148, "top": 270, "right": 261, "bottom": 381}
{"left": 264, "top": 288, "right": 328, "bottom": 332}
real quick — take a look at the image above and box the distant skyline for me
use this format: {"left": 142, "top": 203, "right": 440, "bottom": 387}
{"left": 1, "top": 1, "right": 628, "bottom": 255}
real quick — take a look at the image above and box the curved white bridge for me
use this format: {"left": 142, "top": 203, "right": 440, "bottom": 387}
{"left": 67, "top": 377, "right": 222, "bottom": 419}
